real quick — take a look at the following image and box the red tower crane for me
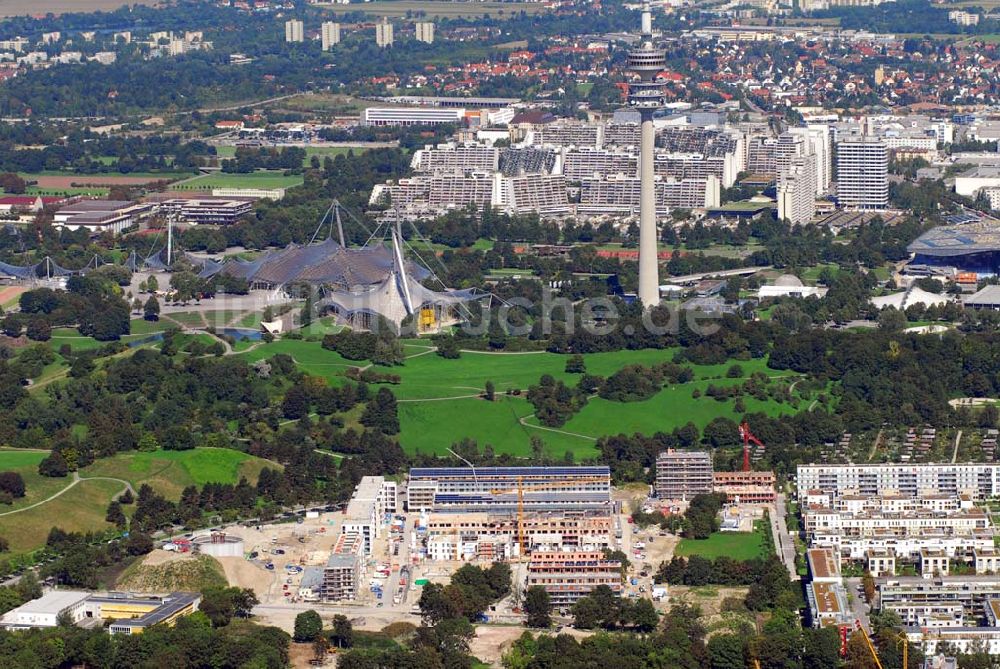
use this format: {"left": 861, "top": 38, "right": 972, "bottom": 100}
{"left": 738, "top": 421, "right": 764, "bottom": 472}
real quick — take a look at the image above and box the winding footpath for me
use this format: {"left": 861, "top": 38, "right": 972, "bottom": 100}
{"left": 0, "top": 472, "right": 135, "bottom": 518}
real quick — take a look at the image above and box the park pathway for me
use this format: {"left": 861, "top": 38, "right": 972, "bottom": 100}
{"left": 0, "top": 473, "right": 134, "bottom": 518}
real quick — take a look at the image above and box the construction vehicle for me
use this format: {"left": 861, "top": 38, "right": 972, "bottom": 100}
{"left": 489, "top": 476, "right": 610, "bottom": 558}
{"left": 738, "top": 421, "right": 765, "bottom": 472}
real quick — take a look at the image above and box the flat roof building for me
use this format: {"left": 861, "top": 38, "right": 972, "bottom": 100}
{"left": 53, "top": 199, "right": 154, "bottom": 236}
{"left": 158, "top": 197, "right": 253, "bottom": 225}
{"left": 0, "top": 590, "right": 91, "bottom": 630}
{"left": 797, "top": 463, "right": 1000, "bottom": 501}
{"left": 363, "top": 107, "right": 465, "bottom": 127}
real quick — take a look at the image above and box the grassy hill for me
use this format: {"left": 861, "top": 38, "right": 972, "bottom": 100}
{"left": 82, "top": 448, "right": 278, "bottom": 500}
{"left": 116, "top": 553, "right": 228, "bottom": 592}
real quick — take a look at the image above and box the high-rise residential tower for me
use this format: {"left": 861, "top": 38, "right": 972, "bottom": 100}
{"left": 321, "top": 22, "right": 341, "bottom": 51}
{"left": 376, "top": 19, "right": 394, "bottom": 48}
{"left": 836, "top": 137, "right": 888, "bottom": 209}
{"left": 284, "top": 19, "right": 304, "bottom": 43}
{"left": 415, "top": 21, "right": 434, "bottom": 44}
{"left": 626, "top": 2, "right": 666, "bottom": 307}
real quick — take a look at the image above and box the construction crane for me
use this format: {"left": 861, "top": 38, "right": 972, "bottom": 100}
{"left": 854, "top": 620, "right": 910, "bottom": 669}
{"left": 738, "top": 420, "right": 765, "bottom": 472}
{"left": 855, "top": 621, "right": 884, "bottom": 669}
{"left": 489, "top": 477, "right": 611, "bottom": 559}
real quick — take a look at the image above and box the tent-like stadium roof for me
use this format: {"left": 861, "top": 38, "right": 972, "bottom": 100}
{"left": 199, "top": 238, "right": 431, "bottom": 287}
{"left": 909, "top": 221, "right": 1000, "bottom": 257}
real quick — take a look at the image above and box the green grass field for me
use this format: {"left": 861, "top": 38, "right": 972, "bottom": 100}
{"left": 0, "top": 478, "right": 125, "bottom": 553}
{"left": 675, "top": 522, "right": 772, "bottom": 561}
{"left": 170, "top": 171, "right": 304, "bottom": 191}
{"left": 213, "top": 145, "right": 365, "bottom": 166}
{"left": 82, "top": 448, "right": 277, "bottom": 501}
{"left": 0, "top": 450, "right": 68, "bottom": 512}
{"left": 236, "top": 339, "right": 808, "bottom": 457}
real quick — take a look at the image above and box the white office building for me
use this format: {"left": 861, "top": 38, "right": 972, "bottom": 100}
{"left": 0, "top": 591, "right": 91, "bottom": 630}
{"left": 835, "top": 138, "right": 888, "bottom": 209}
{"left": 363, "top": 107, "right": 464, "bottom": 127}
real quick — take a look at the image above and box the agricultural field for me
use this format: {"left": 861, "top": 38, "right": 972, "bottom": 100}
{"left": 315, "top": 0, "right": 548, "bottom": 18}
{"left": 169, "top": 171, "right": 304, "bottom": 191}
{"left": 674, "top": 522, "right": 772, "bottom": 561}
{"left": 82, "top": 448, "right": 278, "bottom": 501}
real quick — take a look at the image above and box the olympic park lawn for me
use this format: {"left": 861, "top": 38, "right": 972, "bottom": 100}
{"left": 0, "top": 448, "right": 278, "bottom": 554}
{"left": 236, "top": 339, "right": 812, "bottom": 458}
{"left": 81, "top": 448, "right": 278, "bottom": 501}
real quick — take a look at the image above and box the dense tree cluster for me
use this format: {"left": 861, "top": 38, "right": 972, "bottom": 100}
{"left": 8, "top": 276, "right": 130, "bottom": 342}
{"left": 570, "top": 584, "right": 659, "bottom": 632}
{"left": 322, "top": 328, "right": 404, "bottom": 366}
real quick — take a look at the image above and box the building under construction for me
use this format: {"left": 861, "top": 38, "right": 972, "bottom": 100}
{"left": 405, "top": 466, "right": 613, "bottom": 514}
{"left": 423, "top": 510, "right": 616, "bottom": 560}
{"left": 526, "top": 551, "right": 623, "bottom": 607}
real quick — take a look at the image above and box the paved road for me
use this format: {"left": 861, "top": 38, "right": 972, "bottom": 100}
{"left": 769, "top": 493, "right": 799, "bottom": 581}
{"left": 844, "top": 577, "right": 871, "bottom": 632}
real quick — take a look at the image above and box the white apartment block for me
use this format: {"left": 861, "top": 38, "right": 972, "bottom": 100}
{"left": 415, "top": 21, "right": 434, "bottom": 44}
{"left": 778, "top": 154, "right": 818, "bottom": 224}
{"left": 284, "top": 19, "right": 304, "bottom": 43}
{"left": 341, "top": 476, "right": 397, "bottom": 554}
{"left": 604, "top": 122, "right": 640, "bottom": 147}
{"left": 495, "top": 174, "right": 570, "bottom": 216}
{"left": 429, "top": 173, "right": 493, "bottom": 210}
{"left": 982, "top": 187, "right": 1000, "bottom": 210}
{"left": 578, "top": 175, "right": 721, "bottom": 215}
{"left": 563, "top": 149, "right": 637, "bottom": 180}
{"left": 534, "top": 122, "right": 602, "bottom": 149}
{"left": 835, "top": 138, "right": 888, "bottom": 209}
{"left": 655, "top": 152, "right": 740, "bottom": 188}
{"left": 797, "top": 463, "right": 1000, "bottom": 501}
{"left": 949, "top": 10, "right": 980, "bottom": 25}
{"left": 376, "top": 20, "right": 394, "bottom": 48}
{"left": 321, "top": 22, "right": 341, "bottom": 51}
{"left": 796, "top": 125, "right": 833, "bottom": 193}
{"left": 413, "top": 143, "right": 499, "bottom": 173}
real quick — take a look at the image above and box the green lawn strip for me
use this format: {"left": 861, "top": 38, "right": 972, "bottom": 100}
{"left": 0, "top": 478, "right": 124, "bottom": 553}
{"left": 169, "top": 171, "right": 304, "bottom": 191}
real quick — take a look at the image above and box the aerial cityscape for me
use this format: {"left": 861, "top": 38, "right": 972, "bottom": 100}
{"left": 4, "top": 0, "right": 1000, "bottom": 666}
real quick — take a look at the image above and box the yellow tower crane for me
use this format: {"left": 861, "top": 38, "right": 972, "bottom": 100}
{"left": 489, "top": 476, "right": 611, "bottom": 559}
{"left": 855, "top": 621, "right": 910, "bottom": 669}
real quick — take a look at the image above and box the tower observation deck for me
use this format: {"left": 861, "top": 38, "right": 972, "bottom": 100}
{"left": 627, "top": 3, "right": 666, "bottom": 308}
